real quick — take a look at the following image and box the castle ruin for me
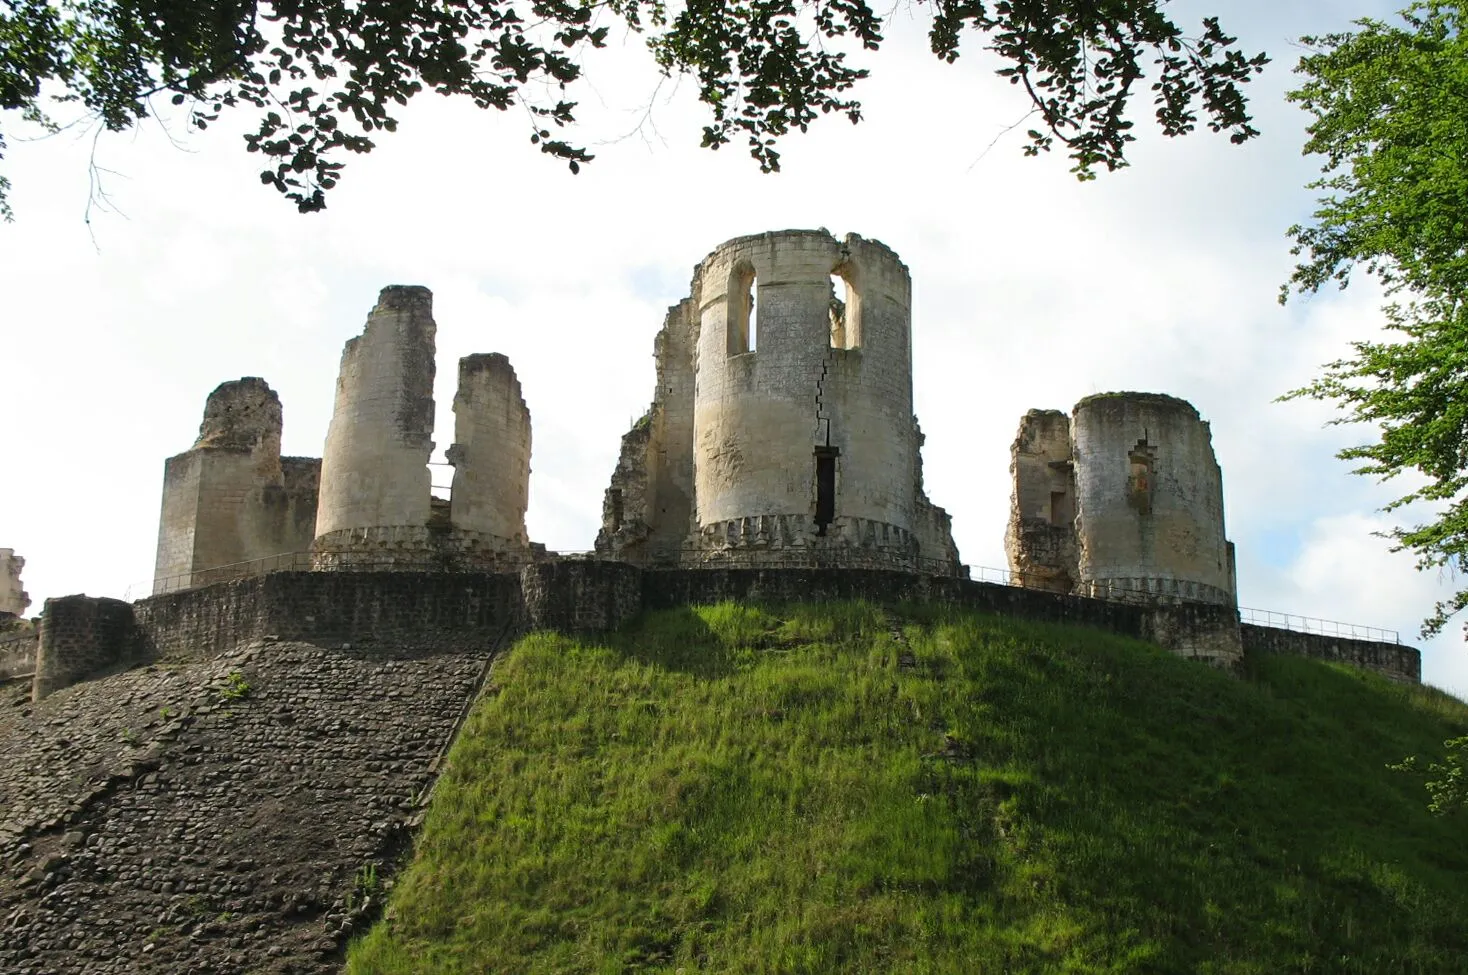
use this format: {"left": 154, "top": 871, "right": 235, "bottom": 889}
{"left": 152, "top": 286, "right": 535, "bottom": 592}
{"left": 1006, "top": 393, "right": 1236, "bottom": 607}
{"left": 595, "top": 230, "right": 962, "bottom": 574}
{"left": 151, "top": 379, "right": 320, "bottom": 594}
{"left": 0, "top": 550, "right": 28, "bottom": 617}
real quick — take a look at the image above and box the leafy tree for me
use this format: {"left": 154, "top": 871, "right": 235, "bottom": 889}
{"left": 1391, "top": 736, "right": 1468, "bottom": 815}
{"left": 0, "top": 0, "right": 1267, "bottom": 217}
{"left": 1281, "top": 2, "right": 1468, "bottom": 638}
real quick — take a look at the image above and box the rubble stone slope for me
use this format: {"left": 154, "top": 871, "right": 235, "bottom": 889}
{"left": 0, "top": 635, "right": 495, "bottom": 975}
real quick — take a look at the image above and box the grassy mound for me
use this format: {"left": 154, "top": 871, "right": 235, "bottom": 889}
{"left": 347, "top": 603, "right": 1468, "bottom": 973}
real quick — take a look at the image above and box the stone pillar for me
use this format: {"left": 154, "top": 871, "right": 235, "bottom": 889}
{"left": 33, "top": 595, "right": 137, "bottom": 701}
{"left": 447, "top": 353, "right": 531, "bottom": 545}
{"left": 0, "top": 549, "right": 29, "bottom": 617}
{"left": 314, "top": 286, "right": 437, "bottom": 546}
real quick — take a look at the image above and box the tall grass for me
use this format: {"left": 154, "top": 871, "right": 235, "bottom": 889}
{"left": 348, "top": 602, "right": 1468, "bottom": 974}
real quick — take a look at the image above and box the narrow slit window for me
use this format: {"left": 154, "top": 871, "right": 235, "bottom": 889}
{"left": 609, "top": 488, "right": 624, "bottom": 530}
{"left": 814, "top": 446, "right": 839, "bottom": 534}
{"left": 727, "top": 262, "right": 757, "bottom": 355}
{"left": 1127, "top": 438, "right": 1157, "bottom": 515}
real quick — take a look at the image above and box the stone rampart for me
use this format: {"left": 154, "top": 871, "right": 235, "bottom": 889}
{"left": 32, "top": 564, "right": 1422, "bottom": 702}
{"left": 1241, "top": 623, "right": 1421, "bottom": 683}
{"left": 33, "top": 596, "right": 140, "bottom": 701}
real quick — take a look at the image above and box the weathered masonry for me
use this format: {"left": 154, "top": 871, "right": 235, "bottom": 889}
{"left": 1006, "top": 393, "right": 1240, "bottom": 665}
{"left": 596, "top": 229, "right": 962, "bottom": 574}
{"left": 0, "top": 550, "right": 28, "bottom": 617}
{"left": 150, "top": 287, "right": 537, "bottom": 594}
{"left": 313, "top": 287, "right": 535, "bottom": 569}
{"left": 151, "top": 379, "right": 321, "bottom": 594}
{"left": 1007, "top": 394, "right": 1237, "bottom": 596}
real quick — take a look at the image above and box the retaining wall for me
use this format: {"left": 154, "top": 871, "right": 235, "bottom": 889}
{"left": 1241, "top": 623, "right": 1420, "bottom": 683}
{"left": 31, "top": 564, "right": 1420, "bottom": 699}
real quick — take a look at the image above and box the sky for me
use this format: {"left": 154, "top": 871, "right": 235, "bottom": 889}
{"left": 5, "top": 0, "right": 1464, "bottom": 692}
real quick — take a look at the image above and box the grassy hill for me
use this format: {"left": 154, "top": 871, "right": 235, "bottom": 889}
{"left": 346, "top": 602, "right": 1468, "bottom": 973}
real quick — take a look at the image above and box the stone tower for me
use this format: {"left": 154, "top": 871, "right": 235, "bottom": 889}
{"left": 1006, "top": 392, "right": 1235, "bottom": 606}
{"left": 314, "top": 286, "right": 437, "bottom": 551}
{"left": 151, "top": 378, "right": 320, "bottom": 594}
{"left": 0, "top": 550, "right": 29, "bottom": 617}
{"left": 446, "top": 353, "right": 532, "bottom": 548}
{"left": 313, "top": 286, "right": 536, "bottom": 569}
{"left": 597, "top": 230, "right": 962, "bottom": 573}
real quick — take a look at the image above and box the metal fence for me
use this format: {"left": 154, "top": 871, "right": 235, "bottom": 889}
{"left": 1237, "top": 607, "right": 1398, "bottom": 645}
{"left": 126, "top": 549, "right": 1401, "bottom": 645}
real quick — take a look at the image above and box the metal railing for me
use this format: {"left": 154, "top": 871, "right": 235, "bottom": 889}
{"left": 1237, "top": 607, "right": 1398, "bottom": 645}
{"left": 126, "top": 548, "right": 1402, "bottom": 645}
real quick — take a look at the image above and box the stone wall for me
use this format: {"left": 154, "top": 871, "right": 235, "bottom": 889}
{"left": 33, "top": 596, "right": 139, "bottom": 701}
{"left": 1005, "top": 409, "right": 1078, "bottom": 592}
{"left": 522, "top": 560, "right": 642, "bottom": 632}
{"left": 0, "top": 550, "right": 29, "bottom": 617}
{"left": 36, "top": 562, "right": 1421, "bottom": 702}
{"left": 0, "top": 620, "right": 37, "bottom": 682}
{"left": 595, "top": 300, "right": 698, "bottom": 564}
{"left": 133, "top": 571, "right": 523, "bottom": 663}
{"left": 1241, "top": 624, "right": 1421, "bottom": 683}
{"left": 151, "top": 380, "right": 321, "bottom": 595}
{"left": 448, "top": 353, "right": 531, "bottom": 546}
{"left": 315, "top": 286, "right": 437, "bottom": 542}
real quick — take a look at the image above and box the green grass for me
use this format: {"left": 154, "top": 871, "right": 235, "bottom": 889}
{"left": 347, "top": 602, "right": 1468, "bottom": 974}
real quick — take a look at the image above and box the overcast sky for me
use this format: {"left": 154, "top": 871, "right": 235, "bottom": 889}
{"left": 5, "top": 0, "right": 1461, "bottom": 692}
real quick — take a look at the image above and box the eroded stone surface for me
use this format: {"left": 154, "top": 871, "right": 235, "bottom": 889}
{"left": 596, "top": 230, "right": 963, "bottom": 574}
{"left": 152, "top": 380, "right": 320, "bottom": 595}
{"left": 448, "top": 353, "right": 531, "bottom": 547}
{"left": 1, "top": 550, "right": 30, "bottom": 617}
{"left": 0, "top": 636, "right": 491, "bottom": 974}
{"left": 315, "top": 286, "right": 437, "bottom": 544}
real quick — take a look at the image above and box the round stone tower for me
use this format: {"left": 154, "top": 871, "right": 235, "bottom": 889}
{"left": 690, "top": 229, "right": 922, "bottom": 562}
{"left": 314, "top": 286, "right": 437, "bottom": 554}
{"left": 1071, "top": 392, "right": 1233, "bottom": 605}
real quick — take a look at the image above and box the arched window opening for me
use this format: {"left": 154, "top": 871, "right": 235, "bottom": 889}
{"left": 829, "top": 262, "right": 861, "bottom": 349}
{"left": 727, "top": 262, "right": 757, "bottom": 355}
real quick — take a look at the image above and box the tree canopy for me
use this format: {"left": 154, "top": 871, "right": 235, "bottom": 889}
{"left": 1281, "top": 1, "right": 1468, "bottom": 638}
{"left": 0, "top": 0, "right": 1267, "bottom": 216}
